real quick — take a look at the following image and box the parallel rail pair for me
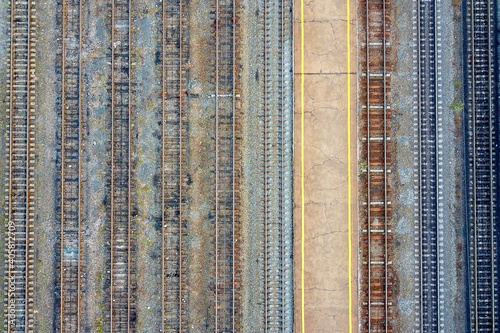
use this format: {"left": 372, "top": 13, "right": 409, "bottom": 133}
{"left": 6, "top": 0, "right": 36, "bottom": 331}
{"left": 414, "top": 0, "right": 444, "bottom": 330}
{"left": 262, "top": 0, "right": 294, "bottom": 331}
{"left": 161, "top": 0, "right": 240, "bottom": 331}
{"left": 110, "top": 0, "right": 134, "bottom": 330}
{"left": 59, "top": 0, "right": 83, "bottom": 330}
{"left": 360, "top": 0, "right": 392, "bottom": 330}
{"left": 161, "top": 0, "right": 188, "bottom": 331}
{"left": 214, "top": 0, "right": 238, "bottom": 331}
{"left": 466, "top": 0, "right": 497, "bottom": 330}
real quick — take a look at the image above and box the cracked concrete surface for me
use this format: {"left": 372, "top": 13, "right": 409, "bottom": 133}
{"left": 294, "top": 0, "right": 358, "bottom": 331}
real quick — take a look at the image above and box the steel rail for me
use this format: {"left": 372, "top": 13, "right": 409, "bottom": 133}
{"left": 161, "top": 0, "right": 165, "bottom": 328}
{"left": 433, "top": 0, "right": 441, "bottom": 327}
{"left": 280, "top": 0, "right": 285, "bottom": 327}
{"left": 110, "top": 0, "right": 116, "bottom": 328}
{"left": 215, "top": 0, "right": 219, "bottom": 329}
{"left": 365, "top": 0, "right": 371, "bottom": 329}
{"left": 282, "top": 0, "right": 294, "bottom": 326}
{"left": 179, "top": 1, "right": 184, "bottom": 328}
{"left": 127, "top": 0, "right": 132, "bottom": 328}
{"left": 78, "top": 0, "right": 83, "bottom": 329}
{"left": 7, "top": 0, "right": 14, "bottom": 327}
{"left": 416, "top": 0, "right": 423, "bottom": 329}
{"left": 26, "top": 0, "right": 32, "bottom": 329}
{"left": 232, "top": 0, "right": 236, "bottom": 329}
{"left": 263, "top": 0, "right": 268, "bottom": 329}
{"left": 471, "top": 0, "right": 478, "bottom": 329}
{"left": 60, "top": 0, "right": 67, "bottom": 327}
{"left": 127, "top": 0, "right": 132, "bottom": 329}
{"left": 25, "top": 0, "right": 32, "bottom": 327}
{"left": 383, "top": 0, "right": 388, "bottom": 328}
{"left": 487, "top": 0, "right": 495, "bottom": 328}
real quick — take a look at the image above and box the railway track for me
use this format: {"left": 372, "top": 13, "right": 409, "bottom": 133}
{"left": 414, "top": 0, "right": 444, "bottom": 330}
{"left": 111, "top": 0, "right": 134, "bottom": 330}
{"left": 262, "top": 0, "right": 294, "bottom": 331}
{"left": 360, "top": 0, "right": 392, "bottom": 330}
{"left": 5, "top": 0, "right": 36, "bottom": 330}
{"left": 466, "top": 0, "right": 498, "bottom": 330}
{"left": 161, "top": 0, "right": 188, "bottom": 331}
{"left": 1, "top": 0, "right": 298, "bottom": 330}
{"left": 214, "top": 0, "right": 239, "bottom": 330}
{"left": 59, "top": 0, "right": 83, "bottom": 330}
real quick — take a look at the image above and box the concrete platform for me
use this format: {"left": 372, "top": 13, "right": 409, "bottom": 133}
{"left": 294, "top": 0, "right": 358, "bottom": 331}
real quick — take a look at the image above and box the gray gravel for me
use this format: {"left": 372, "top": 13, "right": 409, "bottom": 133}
{"left": 390, "top": 0, "right": 466, "bottom": 330}
{"left": 80, "top": 0, "right": 113, "bottom": 329}
{"left": 33, "top": 0, "right": 60, "bottom": 329}
{"left": 130, "top": 0, "right": 163, "bottom": 329}
{"left": 438, "top": 0, "right": 466, "bottom": 331}
{"left": 239, "top": 0, "right": 267, "bottom": 331}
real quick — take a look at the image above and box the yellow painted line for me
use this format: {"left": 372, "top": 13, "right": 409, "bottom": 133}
{"left": 347, "top": 0, "right": 353, "bottom": 329}
{"left": 300, "top": 0, "right": 305, "bottom": 330}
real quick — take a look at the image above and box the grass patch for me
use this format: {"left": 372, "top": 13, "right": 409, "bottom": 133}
{"left": 96, "top": 316, "right": 106, "bottom": 333}
{"left": 450, "top": 99, "right": 464, "bottom": 114}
